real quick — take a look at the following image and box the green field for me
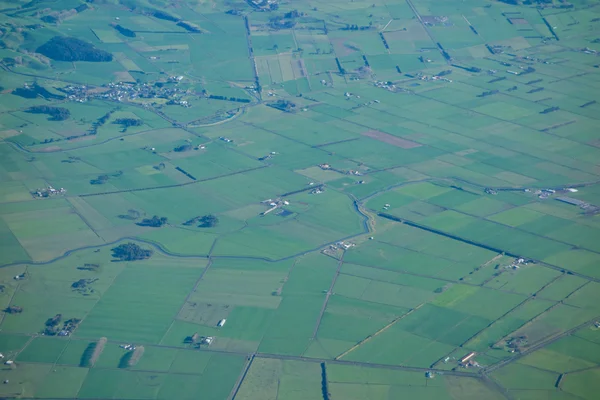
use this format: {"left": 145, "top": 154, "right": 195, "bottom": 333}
{"left": 1, "top": 0, "right": 600, "bottom": 398}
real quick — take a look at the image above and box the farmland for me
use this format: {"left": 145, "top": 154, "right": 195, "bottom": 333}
{"left": 1, "top": 0, "right": 600, "bottom": 399}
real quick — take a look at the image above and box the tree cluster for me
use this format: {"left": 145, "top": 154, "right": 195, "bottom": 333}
{"left": 13, "top": 83, "right": 64, "bottom": 100}
{"left": 119, "top": 345, "right": 145, "bottom": 368}
{"left": 43, "top": 314, "right": 80, "bottom": 336}
{"left": 75, "top": 3, "right": 88, "bottom": 13}
{"left": 268, "top": 99, "right": 296, "bottom": 112}
{"left": 137, "top": 215, "right": 168, "bottom": 227}
{"left": 72, "top": 278, "right": 98, "bottom": 295}
{"left": 113, "top": 118, "right": 143, "bottom": 127}
{"left": 113, "top": 118, "right": 142, "bottom": 133}
{"left": 90, "top": 174, "right": 109, "bottom": 185}
{"left": 80, "top": 337, "right": 107, "bottom": 367}
{"left": 114, "top": 25, "right": 136, "bottom": 38}
{"left": 36, "top": 36, "right": 113, "bottom": 62}
{"left": 77, "top": 263, "right": 100, "bottom": 271}
{"left": 183, "top": 214, "right": 219, "bottom": 228}
{"left": 198, "top": 214, "right": 218, "bottom": 228}
{"left": 477, "top": 90, "right": 499, "bottom": 98}
{"left": 88, "top": 110, "right": 115, "bottom": 135}
{"left": 541, "top": 106, "right": 559, "bottom": 114}
{"left": 177, "top": 21, "right": 201, "bottom": 32}
{"left": 284, "top": 10, "right": 304, "bottom": 19}
{"left": 342, "top": 24, "right": 372, "bottom": 31}
{"left": 152, "top": 10, "right": 178, "bottom": 21}
{"left": 4, "top": 306, "right": 23, "bottom": 314}
{"left": 111, "top": 242, "right": 153, "bottom": 261}
{"left": 45, "top": 313, "right": 62, "bottom": 329}
{"left": 208, "top": 95, "right": 250, "bottom": 103}
{"left": 174, "top": 143, "right": 192, "bottom": 152}
{"left": 269, "top": 14, "right": 297, "bottom": 30}
{"left": 25, "top": 105, "right": 70, "bottom": 121}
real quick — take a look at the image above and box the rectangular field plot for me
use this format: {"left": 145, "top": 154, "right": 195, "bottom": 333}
{"left": 235, "top": 358, "right": 322, "bottom": 400}
{"left": 334, "top": 274, "right": 433, "bottom": 309}
{"left": 0, "top": 364, "right": 88, "bottom": 399}
{"left": 75, "top": 263, "right": 203, "bottom": 343}
{"left": 186, "top": 268, "right": 286, "bottom": 311}
{"left": 342, "top": 323, "right": 456, "bottom": 368}
{"left": 76, "top": 351, "right": 245, "bottom": 400}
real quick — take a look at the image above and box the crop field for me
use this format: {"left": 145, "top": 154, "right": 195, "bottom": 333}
{"left": 1, "top": 0, "right": 600, "bottom": 398}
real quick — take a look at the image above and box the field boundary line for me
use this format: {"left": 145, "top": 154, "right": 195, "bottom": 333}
{"left": 310, "top": 253, "right": 345, "bottom": 340}
{"left": 78, "top": 165, "right": 268, "bottom": 197}
{"left": 335, "top": 303, "right": 425, "bottom": 360}
{"left": 256, "top": 352, "right": 479, "bottom": 376}
{"left": 229, "top": 354, "right": 255, "bottom": 400}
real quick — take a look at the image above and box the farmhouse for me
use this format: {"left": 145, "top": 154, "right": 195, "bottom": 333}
{"left": 217, "top": 319, "right": 227, "bottom": 327}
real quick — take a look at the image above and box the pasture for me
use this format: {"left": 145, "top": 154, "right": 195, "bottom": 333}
{"left": 1, "top": 0, "right": 600, "bottom": 398}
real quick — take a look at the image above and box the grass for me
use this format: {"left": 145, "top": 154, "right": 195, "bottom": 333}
{"left": 519, "top": 348, "right": 595, "bottom": 373}
{"left": 16, "top": 337, "right": 68, "bottom": 363}
{"left": 259, "top": 294, "right": 325, "bottom": 356}
{"left": 75, "top": 262, "right": 203, "bottom": 343}
{"left": 486, "top": 266, "right": 561, "bottom": 295}
{"left": 343, "top": 322, "right": 456, "bottom": 367}
{"left": 561, "top": 368, "right": 600, "bottom": 399}
{"left": 1, "top": 0, "right": 600, "bottom": 398}
{"left": 491, "top": 363, "right": 559, "bottom": 390}
{"left": 236, "top": 358, "right": 322, "bottom": 400}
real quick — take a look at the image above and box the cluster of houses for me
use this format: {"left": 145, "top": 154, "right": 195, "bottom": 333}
{"left": 507, "top": 257, "right": 530, "bottom": 270}
{"left": 417, "top": 73, "right": 452, "bottom": 83}
{"left": 260, "top": 198, "right": 290, "bottom": 215}
{"left": 32, "top": 186, "right": 66, "bottom": 198}
{"left": 184, "top": 319, "right": 227, "bottom": 348}
{"left": 322, "top": 241, "right": 355, "bottom": 257}
{"left": 373, "top": 80, "right": 398, "bottom": 92}
{"left": 248, "top": 0, "right": 278, "bottom": 11}
{"left": 60, "top": 80, "right": 192, "bottom": 107}
{"left": 335, "top": 241, "right": 355, "bottom": 250}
